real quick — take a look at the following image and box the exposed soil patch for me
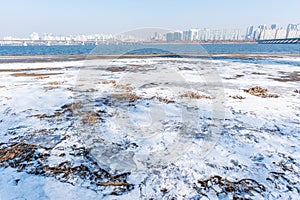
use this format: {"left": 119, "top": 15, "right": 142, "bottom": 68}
{"left": 106, "top": 66, "right": 127, "bottom": 72}
{"left": 235, "top": 74, "right": 244, "bottom": 78}
{"left": 294, "top": 89, "right": 300, "bottom": 94}
{"left": 243, "top": 87, "right": 279, "bottom": 98}
{"left": 252, "top": 72, "right": 267, "bottom": 75}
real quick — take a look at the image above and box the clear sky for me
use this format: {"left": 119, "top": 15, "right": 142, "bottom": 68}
{"left": 1, "top": 0, "right": 299, "bottom": 38}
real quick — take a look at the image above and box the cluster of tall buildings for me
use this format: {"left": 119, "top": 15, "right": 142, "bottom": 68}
{"left": 158, "top": 23, "right": 300, "bottom": 42}
{"left": 3, "top": 33, "right": 117, "bottom": 44}
{"left": 156, "top": 29, "right": 244, "bottom": 42}
{"left": 2, "top": 32, "right": 146, "bottom": 46}
{"left": 245, "top": 23, "right": 300, "bottom": 40}
{"left": 1, "top": 23, "right": 300, "bottom": 45}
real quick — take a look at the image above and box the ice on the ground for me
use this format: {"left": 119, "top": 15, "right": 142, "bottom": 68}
{"left": 0, "top": 56, "right": 299, "bottom": 199}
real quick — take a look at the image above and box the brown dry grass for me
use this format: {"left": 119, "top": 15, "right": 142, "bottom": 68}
{"left": 195, "top": 175, "right": 266, "bottom": 198}
{"left": 61, "top": 102, "right": 83, "bottom": 113}
{"left": 181, "top": 91, "right": 212, "bottom": 99}
{"left": 98, "top": 80, "right": 116, "bottom": 85}
{"left": 30, "top": 112, "right": 62, "bottom": 119}
{"left": 81, "top": 111, "right": 100, "bottom": 125}
{"left": 0, "top": 143, "right": 38, "bottom": 163}
{"left": 36, "top": 76, "right": 50, "bottom": 79}
{"left": 0, "top": 67, "right": 66, "bottom": 73}
{"left": 97, "top": 181, "right": 130, "bottom": 187}
{"left": 158, "top": 97, "right": 175, "bottom": 104}
{"left": 11, "top": 73, "right": 63, "bottom": 77}
{"left": 229, "top": 95, "right": 246, "bottom": 100}
{"left": 48, "top": 81, "right": 66, "bottom": 85}
{"left": 109, "top": 93, "right": 140, "bottom": 101}
{"left": 114, "top": 83, "right": 134, "bottom": 91}
{"left": 244, "top": 86, "right": 279, "bottom": 98}
{"left": 0, "top": 142, "right": 133, "bottom": 195}
{"left": 98, "top": 80, "right": 134, "bottom": 91}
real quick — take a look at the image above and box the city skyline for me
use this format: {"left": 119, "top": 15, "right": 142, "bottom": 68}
{"left": 1, "top": 0, "right": 300, "bottom": 38}
{"left": 2, "top": 23, "right": 299, "bottom": 44}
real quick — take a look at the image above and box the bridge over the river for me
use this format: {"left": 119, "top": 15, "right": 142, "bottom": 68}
{"left": 257, "top": 38, "right": 300, "bottom": 44}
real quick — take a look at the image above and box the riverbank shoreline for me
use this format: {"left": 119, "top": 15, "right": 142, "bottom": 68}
{"left": 0, "top": 53, "right": 300, "bottom": 63}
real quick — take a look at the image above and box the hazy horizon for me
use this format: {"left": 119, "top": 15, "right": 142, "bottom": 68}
{"left": 1, "top": 0, "right": 300, "bottom": 38}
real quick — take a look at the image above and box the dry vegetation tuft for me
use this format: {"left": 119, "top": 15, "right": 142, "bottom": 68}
{"left": 181, "top": 91, "right": 212, "bottom": 99}
{"left": 243, "top": 86, "right": 279, "bottom": 98}
{"left": 11, "top": 73, "right": 63, "bottom": 77}
{"left": 109, "top": 93, "right": 140, "bottom": 101}
{"left": 98, "top": 80, "right": 134, "bottom": 91}
{"left": 81, "top": 111, "right": 100, "bottom": 125}
{"left": 229, "top": 95, "right": 246, "bottom": 100}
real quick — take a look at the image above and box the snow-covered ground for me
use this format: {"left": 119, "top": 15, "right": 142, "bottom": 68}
{"left": 0, "top": 56, "right": 299, "bottom": 199}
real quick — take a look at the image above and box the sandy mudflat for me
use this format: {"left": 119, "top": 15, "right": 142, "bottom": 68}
{"left": 0, "top": 56, "right": 299, "bottom": 199}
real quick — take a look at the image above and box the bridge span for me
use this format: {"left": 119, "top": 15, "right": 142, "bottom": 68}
{"left": 258, "top": 38, "right": 300, "bottom": 44}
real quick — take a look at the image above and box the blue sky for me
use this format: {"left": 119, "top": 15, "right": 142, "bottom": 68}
{"left": 1, "top": 0, "right": 299, "bottom": 38}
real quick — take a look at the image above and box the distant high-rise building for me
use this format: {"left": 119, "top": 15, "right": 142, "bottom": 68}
{"left": 166, "top": 32, "right": 174, "bottom": 42}
{"left": 286, "top": 24, "right": 299, "bottom": 38}
{"left": 245, "top": 26, "right": 254, "bottom": 39}
{"left": 252, "top": 29, "right": 262, "bottom": 40}
{"left": 275, "top": 28, "right": 287, "bottom": 39}
{"left": 151, "top": 32, "right": 164, "bottom": 41}
{"left": 190, "top": 29, "right": 199, "bottom": 41}
{"left": 270, "top": 24, "right": 277, "bottom": 30}
{"left": 30, "top": 32, "right": 39, "bottom": 41}
{"left": 287, "top": 24, "right": 298, "bottom": 31}
{"left": 182, "top": 29, "right": 199, "bottom": 41}
{"left": 260, "top": 29, "right": 276, "bottom": 40}
{"left": 173, "top": 31, "right": 183, "bottom": 41}
{"left": 258, "top": 24, "right": 267, "bottom": 30}
{"left": 182, "top": 31, "right": 189, "bottom": 41}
